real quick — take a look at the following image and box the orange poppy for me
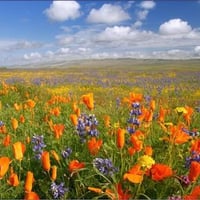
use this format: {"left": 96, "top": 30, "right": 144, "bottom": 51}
{"left": 137, "top": 107, "right": 148, "bottom": 123}
{"left": 150, "top": 100, "right": 156, "bottom": 111}
{"left": 68, "top": 160, "right": 85, "bottom": 173}
{"left": 50, "top": 107, "right": 61, "bottom": 117}
{"left": 150, "top": 163, "right": 173, "bottom": 181}
{"left": 87, "top": 137, "right": 103, "bottom": 155}
{"left": 53, "top": 124, "right": 65, "bottom": 139}
{"left": 123, "top": 164, "right": 144, "bottom": 184}
{"left": 184, "top": 185, "right": 200, "bottom": 200}
{"left": 144, "top": 109, "right": 153, "bottom": 122}
{"left": 191, "top": 139, "right": 200, "bottom": 154}
{"left": 183, "top": 106, "right": 193, "bottom": 126}
{"left": 14, "top": 103, "right": 22, "bottom": 111}
{"left": 158, "top": 106, "right": 167, "bottom": 123}
{"left": 70, "top": 114, "right": 78, "bottom": 126}
{"left": 144, "top": 146, "right": 153, "bottom": 156}
{"left": 3, "top": 134, "right": 11, "bottom": 147}
{"left": 11, "top": 118, "right": 18, "bottom": 130}
{"left": 26, "top": 99, "right": 36, "bottom": 109}
{"left": 88, "top": 187, "right": 103, "bottom": 194}
{"left": 75, "top": 107, "right": 81, "bottom": 117}
{"left": 0, "top": 124, "right": 7, "bottom": 134}
{"left": 24, "top": 191, "right": 40, "bottom": 200}
{"left": 104, "top": 115, "right": 111, "bottom": 127}
{"left": 24, "top": 171, "right": 34, "bottom": 193}
{"left": 41, "top": 151, "right": 51, "bottom": 172}
{"left": 13, "top": 142, "right": 26, "bottom": 161}
{"left": 19, "top": 114, "right": 25, "bottom": 123}
{"left": 51, "top": 165, "right": 57, "bottom": 181}
{"left": 81, "top": 93, "right": 94, "bottom": 110}
{"left": 116, "top": 183, "right": 131, "bottom": 200}
{"left": 117, "top": 128, "right": 125, "bottom": 149}
{"left": 51, "top": 150, "right": 60, "bottom": 163}
{"left": 130, "top": 135, "right": 143, "bottom": 152}
{"left": 104, "top": 183, "right": 131, "bottom": 200}
{"left": 26, "top": 136, "right": 30, "bottom": 144}
{"left": 7, "top": 170, "right": 19, "bottom": 187}
{"left": 188, "top": 161, "right": 200, "bottom": 182}
{"left": 169, "top": 125, "right": 190, "bottom": 144}
{"left": 0, "top": 157, "right": 11, "bottom": 179}
{"left": 72, "top": 101, "right": 78, "bottom": 112}
{"left": 129, "top": 92, "right": 143, "bottom": 103}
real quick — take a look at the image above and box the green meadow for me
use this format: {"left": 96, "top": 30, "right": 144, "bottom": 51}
{"left": 0, "top": 59, "right": 200, "bottom": 199}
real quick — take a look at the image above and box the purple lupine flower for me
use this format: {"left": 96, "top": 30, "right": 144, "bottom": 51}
{"left": 179, "top": 175, "right": 191, "bottom": 187}
{"left": 127, "top": 117, "right": 140, "bottom": 126}
{"left": 51, "top": 182, "right": 68, "bottom": 199}
{"left": 62, "top": 147, "right": 72, "bottom": 159}
{"left": 132, "top": 102, "right": 140, "bottom": 109}
{"left": 182, "top": 128, "right": 199, "bottom": 137}
{"left": 93, "top": 158, "right": 118, "bottom": 176}
{"left": 31, "top": 135, "right": 46, "bottom": 159}
{"left": 0, "top": 121, "right": 4, "bottom": 127}
{"left": 168, "top": 195, "right": 182, "bottom": 200}
{"left": 127, "top": 126, "right": 135, "bottom": 134}
{"left": 185, "top": 151, "right": 200, "bottom": 168}
{"left": 76, "top": 114, "right": 99, "bottom": 140}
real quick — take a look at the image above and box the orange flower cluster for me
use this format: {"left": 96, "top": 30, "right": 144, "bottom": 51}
{"left": 87, "top": 137, "right": 102, "bottom": 155}
{"left": 81, "top": 93, "right": 94, "bottom": 110}
{"left": 128, "top": 130, "right": 144, "bottom": 156}
{"left": 68, "top": 160, "right": 85, "bottom": 173}
{"left": 150, "top": 163, "right": 173, "bottom": 181}
{"left": 53, "top": 124, "right": 65, "bottom": 139}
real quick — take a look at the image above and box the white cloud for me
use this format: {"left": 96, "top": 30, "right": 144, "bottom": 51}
{"left": 135, "top": 1, "right": 156, "bottom": 27}
{"left": 136, "top": 10, "right": 149, "bottom": 20}
{"left": 44, "top": 1, "right": 81, "bottom": 22}
{"left": 97, "top": 26, "right": 132, "bottom": 41}
{"left": 140, "top": 1, "right": 156, "bottom": 10}
{"left": 159, "top": 18, "right": 192, "bottom": 35}
{"left": 23, "top": 52, "right": 41, "bottom": 60}
{"left": 133, "top": 21, "right": 143, "bottom": 28}
{"left": 87, "top": 4, "right": 130, "bottom": 24}
{"left": 194, "top": 46, "right": 200, "bottom": 54}
{"left": 56, "top": 48, "right": 70, "bottom": 54}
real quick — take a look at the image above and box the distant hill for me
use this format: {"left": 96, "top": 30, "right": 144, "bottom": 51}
{"left": 2, "top": 58, "right": 200, "bottom": 70}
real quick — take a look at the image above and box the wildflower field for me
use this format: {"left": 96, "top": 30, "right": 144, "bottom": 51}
{"left": 0, "top": 60, "right": 200, "bottom": 199}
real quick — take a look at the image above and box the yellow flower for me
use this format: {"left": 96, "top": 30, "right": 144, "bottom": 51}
{"left": 113, "top": 122, "right": 120, "bottom": 128}
{"left": 137, "top": 155, "right": 155, "bottom": 169}
{"left": 175, "top": 107, "right": 187, "bottom": 114}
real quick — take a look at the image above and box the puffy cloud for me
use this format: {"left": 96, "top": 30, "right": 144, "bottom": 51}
{"left": 135, "top": 1, "right": 156, "bottom": 27}
{"left": 44, "top": 1, "right": 81, "bottom": 22}
{"left": 140, "top": 1, "right": 156, "bottom": 10}
{"left": 97, "top": 26, "right": 132, "bottom": 41}
{"left": 23, "top": 52, "right": 41, "bottom": 60}
{"left": 194, "top": 46, "right": 200, "bottom": 54}
{"left": 87, "top": 4, "right": 130, "bottom": 24}
{"left": 159, "top": 18, "right": 192, "bottom": 35}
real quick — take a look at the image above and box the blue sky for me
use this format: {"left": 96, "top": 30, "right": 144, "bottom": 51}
{"left": 0, "top": 0, "right": 200, "bottom": 66}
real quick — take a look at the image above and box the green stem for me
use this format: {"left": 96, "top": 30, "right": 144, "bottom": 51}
{"left": 133, "top": 182, "right": 142, "bottom": 199}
